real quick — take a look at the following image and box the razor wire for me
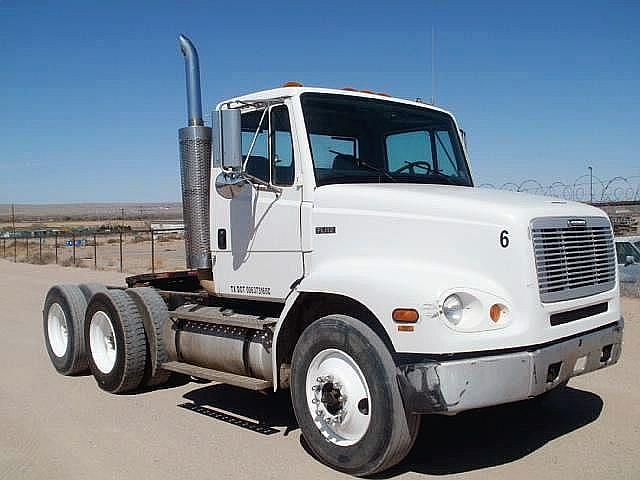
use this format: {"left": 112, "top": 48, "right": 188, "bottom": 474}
{"left": 478, "top": 175, "right": 640, "bottom": 203}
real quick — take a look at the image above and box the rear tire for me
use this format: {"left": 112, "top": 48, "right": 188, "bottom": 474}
{"left": 78, "top": 283, "right": 108, "bottom": 303}
{"left": 290, "top": 314, "right": 420, "bottom": 476}
{"left": 43, "top": 284, "right": 89, "bottom": 375}
{"left": 85, "top": 290, "right": 147, "bottom": 393}
{"left": 125, "top": 287, "right": 172, "bottom": 388}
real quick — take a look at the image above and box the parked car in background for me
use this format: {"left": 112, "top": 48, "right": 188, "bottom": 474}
{"left": 615, "top": 238, "right": 640, "bottom": 284}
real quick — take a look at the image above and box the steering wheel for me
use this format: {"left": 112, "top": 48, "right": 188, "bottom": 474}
{"left": 393, "top": 161, "right": 432, "bottom": 174}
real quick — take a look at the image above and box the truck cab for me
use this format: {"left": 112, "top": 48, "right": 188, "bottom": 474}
{"left": 212, "top": 85, "right": 622, "bottom": 357}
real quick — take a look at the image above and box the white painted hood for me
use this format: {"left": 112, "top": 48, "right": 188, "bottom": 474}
{"left": 313, "top": 183, "right": 604, "bottom": 224}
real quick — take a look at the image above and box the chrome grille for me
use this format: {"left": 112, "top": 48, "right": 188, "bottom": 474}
{"left": 531, "top": 217, "right": 616, "bottom": 303}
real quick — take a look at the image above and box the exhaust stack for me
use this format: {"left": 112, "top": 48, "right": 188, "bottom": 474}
{"left": 178, "top": 34, "right": 212, "bottom": 272}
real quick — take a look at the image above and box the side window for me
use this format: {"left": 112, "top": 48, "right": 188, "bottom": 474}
{"left": 270, "top": 105, "right": 295, "bottom": 186}
{"left": 241, "top": 110, "right": 269, "bottom": 182}
{"left": 386, "top": 131, "right": 432, "bottom": 172}
{"left": 434, "top": 131, "right": 458, "bottom": 176}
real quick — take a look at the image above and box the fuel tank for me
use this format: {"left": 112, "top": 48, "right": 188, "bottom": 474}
{"left": 163, "top": 319, "right": 273, "bottom": 381}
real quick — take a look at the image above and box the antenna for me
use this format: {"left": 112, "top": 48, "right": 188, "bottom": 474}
{"left": 431, "top": 26, "right": 436, "bottom": 105}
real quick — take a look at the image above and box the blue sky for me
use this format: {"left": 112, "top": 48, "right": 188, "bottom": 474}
{"left": 1, "top": 0, "right": 638, "bottom": 203}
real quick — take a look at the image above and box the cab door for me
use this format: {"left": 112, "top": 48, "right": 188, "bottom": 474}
{"left": 212, "top": 103, "right": 303, "bottom": 301}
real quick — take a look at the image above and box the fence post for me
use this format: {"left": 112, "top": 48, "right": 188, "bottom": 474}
{"left": 2, "top": 238, "right": 5, "bottom": 258}
{"left": 93, "top": 233, "right": 97, "bottom": 270}
{"left": 26, "top": 238, "right": 29, "bottom": 258}
{"left": 119, "top": 231, "right": 123, "bottom": 273}
{"left": 72, "top": 232, "right": 76, "bottom": 266}
{"left": 13, "top": 237, "right": 17, "bottom": 262}
{"left": 150, "top": 229, "right": 155, "bottom": 274}
{"left": 55, "top": 233, "right": 58, "bottom": 264}
{"left": 39, "top": 234, "right": 42, "bottom": 263}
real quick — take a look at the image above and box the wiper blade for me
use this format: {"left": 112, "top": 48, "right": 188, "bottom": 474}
{"left": 357, "top": 160, "right": 397, "bottom": 182}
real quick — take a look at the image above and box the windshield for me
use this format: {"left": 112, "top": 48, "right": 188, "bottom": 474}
{"left": 616, "top": 241, "right": 640, "bottom": 264}
{"left": 301, "top": 93, "right": 472, "bottom": 187}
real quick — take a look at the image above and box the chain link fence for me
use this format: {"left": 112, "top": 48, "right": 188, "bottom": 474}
{"left": 1, "top": 227, "right": 186, "bottom": 275}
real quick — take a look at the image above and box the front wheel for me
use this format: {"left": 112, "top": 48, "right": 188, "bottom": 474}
{"left": 290, "top": 315, "right": 419, "bottom": 476}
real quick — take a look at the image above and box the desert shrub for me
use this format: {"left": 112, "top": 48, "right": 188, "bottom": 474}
{"left": 157, "top": 233, "right": 183, "bottom": 243}
{"left": 25, "top": 252, "right": 56, "bottom": 265}
{"left": 60, "top": 257, "right": 75, "bottom": 267}
{"left": 129, "top": 234, "right": 147, "bottom": 244}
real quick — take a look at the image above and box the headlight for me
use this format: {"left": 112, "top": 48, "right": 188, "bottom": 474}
{"left": 442, "top": 294, "right": 463, "bottom": 325}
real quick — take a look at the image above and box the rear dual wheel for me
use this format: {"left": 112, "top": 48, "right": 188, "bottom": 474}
{"left": 85, "top": 290, "right": 147, "bottom": 393}
{"left": 43, "top": 285, "right": 89, "bottom": 375}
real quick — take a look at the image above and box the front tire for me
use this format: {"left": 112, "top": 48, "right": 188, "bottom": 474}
{"left": 290, "top": 315, "right": 420, "bottom": 476}
{"left": 84, "top": 290, "right": 147, "bottom": 393}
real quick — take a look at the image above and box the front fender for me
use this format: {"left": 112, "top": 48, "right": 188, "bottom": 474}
{"left": 272, "top": 257, "right": 516, "bottom": 369}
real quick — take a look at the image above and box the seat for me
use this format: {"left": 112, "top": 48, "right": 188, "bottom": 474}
{"left": 332, "top": 153, "right": 359, "bottom": 170}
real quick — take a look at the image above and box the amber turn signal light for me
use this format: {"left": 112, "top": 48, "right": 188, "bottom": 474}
{"left": 392, "top": 308, "right": 419, "bottom": 323}
{"left": 282, "top": 81, "right": 303, "bottom": 87}
{"left": 490, "top": 304, "right": 503, "bottom": 322}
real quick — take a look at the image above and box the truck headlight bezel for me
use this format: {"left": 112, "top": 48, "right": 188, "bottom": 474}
{"left": 437, "top": 289, "right": 511, "bottom": 332}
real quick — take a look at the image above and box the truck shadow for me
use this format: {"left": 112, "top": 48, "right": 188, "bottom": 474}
{"left": 179, "top": 384, "right": 298, "bottom": 435}
{"left": 377, "top": 386, "right": 603, "bottom": 477}
{"left": 179, "top": 384, "right": 602, "bottom": 475}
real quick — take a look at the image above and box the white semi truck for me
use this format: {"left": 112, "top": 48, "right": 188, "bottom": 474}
{"left": 43, "top": 35, "right": 623, "bottom": 476}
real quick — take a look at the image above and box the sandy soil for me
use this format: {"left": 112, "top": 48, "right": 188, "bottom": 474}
{"left": 0, "top": 259, "right": 638, "bottom": 480}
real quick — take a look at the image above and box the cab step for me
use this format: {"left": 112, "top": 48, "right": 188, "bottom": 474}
{"left": 170, "top": 304, "right": 278, "bottom": 330}
{"left": 161, "top": 361, "right": 273, "bottom": 391}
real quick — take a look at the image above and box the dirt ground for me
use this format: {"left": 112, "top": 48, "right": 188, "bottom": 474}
{"left": 0, "top": 259, "right": 638, "bottom": 480}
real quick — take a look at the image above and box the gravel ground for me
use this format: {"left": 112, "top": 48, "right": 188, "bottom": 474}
{"left": 0, "top": 259, "right": 638, "bottom": 480}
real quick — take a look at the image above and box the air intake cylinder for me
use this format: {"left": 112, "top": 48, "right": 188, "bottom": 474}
{"left": 178, "top": 34, "right": 212, "bottom": 271}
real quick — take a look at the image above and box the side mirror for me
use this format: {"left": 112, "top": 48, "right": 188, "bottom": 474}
{"left": 460, "top": 129, "right": 467, "bottom": 149}
{"left": 625, "top": 255, "right": 637, "bottom": 266}
{"left": 212, "top": 109, "right": 242, "bottom": 169}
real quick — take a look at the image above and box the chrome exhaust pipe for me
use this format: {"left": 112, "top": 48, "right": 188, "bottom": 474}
{"left": 179, "top": 34, "right": 204, "bottom": 127}
{"left": 178, "top": 34, "right": 212, "bottom": 273}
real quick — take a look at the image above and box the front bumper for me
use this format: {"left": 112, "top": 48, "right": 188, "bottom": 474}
{"left": 397, "top": 319, "right": 624, "bottom": 415}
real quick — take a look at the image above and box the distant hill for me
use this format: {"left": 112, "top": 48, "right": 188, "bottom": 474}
{"left": 0, "top": 202, "right": 183, "bottom": 223}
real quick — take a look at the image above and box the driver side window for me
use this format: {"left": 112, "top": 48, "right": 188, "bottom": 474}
{"left": 240, "top": 106, "right": 296, "bottom": 186}
{"left": 386, "top": 131, "right": 433, "bottom": 172}
{"left": 241, "top": 110, "right": 269, "bottom": 182}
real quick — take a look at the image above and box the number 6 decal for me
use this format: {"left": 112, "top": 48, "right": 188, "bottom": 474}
{"left": 500, "top": 230, "right": 509, "bottom": 248}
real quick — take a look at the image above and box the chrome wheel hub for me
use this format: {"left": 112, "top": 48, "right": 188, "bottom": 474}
{"left": 305, "top": 349, "right": 371, "bottom": 446}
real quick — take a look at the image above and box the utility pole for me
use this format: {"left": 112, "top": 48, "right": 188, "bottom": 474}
{"left": 11, "top": 203, "right": 16, "bottom": 262}
{"left": 431, "top": 26, "right": 436, "bottom": 105}
{"left": 588, "top": 166, "right": 593, "bottom": 204}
